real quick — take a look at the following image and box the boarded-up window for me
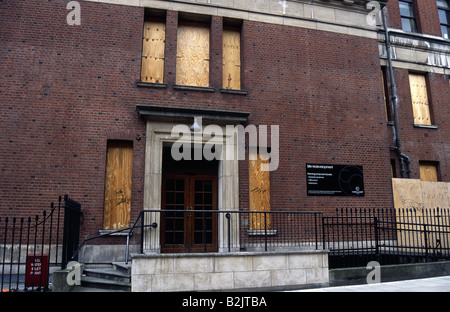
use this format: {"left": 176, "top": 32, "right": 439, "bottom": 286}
{"left": 103, "top": 141, "right": 133, "bottom": 230}
{"left": 419, "top": 161, "right": 438, "bottom": 182}
{"left": 223, "top": 26, "right": 241, "bottom": 90}
{"left": 409, "top": 74, "right": 432, "bottom": 125}
{"left": 249, "top": 151, "right": 271, "bottom": 231}
{"left": 141, "top": 17, "right": 166, "bottom": 83}
{"left": 176, "top": 21, "right": 210, "bottom": 87}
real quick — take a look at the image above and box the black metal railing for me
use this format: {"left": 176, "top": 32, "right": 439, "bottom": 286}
{"left": 0, "top": 195, "right": 81, "bottom": 292}
{"left": 323, "top": 208, "right": 450, "bottom": 268}
{"left": 131, "top": 210, "right": 323, "bottom": 256}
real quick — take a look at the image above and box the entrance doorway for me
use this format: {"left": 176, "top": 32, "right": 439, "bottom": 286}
{"left": 161, "top": 146, "right": 218, "bottom": 253}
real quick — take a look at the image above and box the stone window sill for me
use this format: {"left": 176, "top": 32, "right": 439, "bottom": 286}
{"left": 220, "top": 88, "right": 248, "bottom": 95}
{"left": 173, "top": 85, "right": 215, "bottom": 92}
{"left": 413, "top": 124, "right": 438, "bottom": 129}
{"left": 136, "top": 81, "right": 167, "bottom": 89}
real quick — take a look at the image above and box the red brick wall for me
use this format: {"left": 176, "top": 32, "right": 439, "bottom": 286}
{"left": 386, "top": 0, "right": 442, "bottom": 36}
{"left": 0, "top": 0, "right": 147, "bottom": 240}
{"left": 2, "top": 0, "right": 446, "bottom": 243}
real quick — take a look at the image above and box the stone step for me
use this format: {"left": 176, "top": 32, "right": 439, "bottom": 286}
{"left": 112, "top": 262, "right": 132, "bottom": 275}
{"left": 77, "top": 263, "right": 131, "bottom": 292}
{"left": 83, "top": 267, "right": 130, "bottom": 283}
{"left": 80, "top": 275, "right": 131, "bottom": 292}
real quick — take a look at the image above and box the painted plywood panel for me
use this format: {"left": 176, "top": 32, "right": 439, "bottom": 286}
{"left": 249, "top": 152, "right": 271, "bottom": 230}
{"left": 223, "top": 26, "right": 241, "bottom": 90}
{"left": 392, "top": 178, "right": 423, "bottom": 210}
{"left": 176, "top": 22, "right": 210, "bottom": 87}
{"left": 420, "top": 163, "right": 438, "bottom": 182}
{"left": 103, "top": 141, "right": 133, "bottom": 230}
{"left": 392, "top": 179, "right": 425, "bottom": 250}
{"left": 421, "top": 181, "right": 449, "bottom": 210}
{"left": 392, "top": 178, "right": 449, "bottom": 209}
{"left": 409, "top": 74, "right": 431, "bottom": 125}
{"left": 141, "top": 19, "right": 166, "bottom": 83}
{"left": 392, "top": 178, "right": 450, "bottom": 250}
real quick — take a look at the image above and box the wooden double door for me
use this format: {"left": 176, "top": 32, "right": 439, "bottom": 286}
{"left": 161, "top": 174, "right": 218, "bottom": 253}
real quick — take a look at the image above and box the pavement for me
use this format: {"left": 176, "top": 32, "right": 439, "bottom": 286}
{"left": 295, "top": 275, "right": 450, "bottom": 292}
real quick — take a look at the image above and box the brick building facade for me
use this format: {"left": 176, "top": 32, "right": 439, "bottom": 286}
{"left": 0, "top": 0, "right": 448, "bottom": 271}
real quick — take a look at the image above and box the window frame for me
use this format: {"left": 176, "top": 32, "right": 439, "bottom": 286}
{"left": 399, "top": 0, "right": 418, "bottom": 33}
{"left": 437, "top": 0, "right": 450, "bottom": 39}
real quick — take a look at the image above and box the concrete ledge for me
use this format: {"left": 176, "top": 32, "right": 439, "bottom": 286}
{"left": 131, "top": 250, "right": 329, "bottom": 292}
{"left": 330, "top": 261, "right": 450, "bottom": 287}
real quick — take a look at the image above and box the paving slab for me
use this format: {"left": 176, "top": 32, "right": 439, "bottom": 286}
{"left": 294, "top": 275, "right": 450, "bottom": 292}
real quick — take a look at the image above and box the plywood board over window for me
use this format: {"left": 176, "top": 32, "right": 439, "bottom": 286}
{"left": 409, "top": 74, "right": 432, "bottom": 125}
{"left": 176, "top": 21, "right": 210, "bottom": 87}
{"left": 141, "top": 18, "right": 166, "bottom": 83}
{"left": 103, "top": 141, "right": 133, "bottom": 230}
{"left": 223, "top": 26, "right": 241, "bottom": 90}
{"left": 249, "top": 151, "right": 271, "bottom": 231}
{"left": 420, "top": 162, "right": 438, "bottom": 182}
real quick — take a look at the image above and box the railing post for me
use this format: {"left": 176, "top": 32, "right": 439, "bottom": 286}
{"left": 226, "top": 213, "right": 231, "bottom": 252}
{"left": 322, "top": 216, "right": 326, "bottom": 251}
{"left": 374, "top": 216, "right": 380, "bottom": 263}
{"left": 436, "top": 207, "right": 442, "bottom": 259}
{"left": 32, "top": 214, "right": 38, "bottom": 290}
{"left": 204, "top": 211, "right": 207, "bottom": 253}
{"left": 314, "top": 213, "right": 318, "bottom": 250}
{"left": 264, "top": 212, "right": 268, "bottom": 252}
{"left": 1, "top": 217, "right": 8, "bottom": 291}
{"left": 125, "top": 234, "right": 130, "bottom": 264}
{"left": 55, "top": 196, "right": 61, "bottom": 267}
{"left": 140, "top": 211, "right": 144, "bottom": 254}
{"left": 9, "top": 217, "right": 16, "bottom": 291}
{"left": 40, "top": 210, "right": 46, "bottom": 290}
{"left": 48, "top": 203, "right": 54, "bottom": 267}
{"left": 17, "top": 217, "right": 24, "bottom": 292}
{"left": 424, "top": 224, "right": 428, "bottom": 261}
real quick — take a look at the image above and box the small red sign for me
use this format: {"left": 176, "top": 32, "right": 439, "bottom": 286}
{"left": 25, "top": 255, "right": 49, "bottom": 289}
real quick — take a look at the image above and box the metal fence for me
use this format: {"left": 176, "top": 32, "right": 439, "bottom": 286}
{"left": 0, "top": 195, "right": 81, "bottom": 292}
{"left": 135, "top": 210, "right": 323, "bottom": 254}
{"left": 6, "top": 200, "right": 449, "bottom": 291}
{"left": 323, "top": 208, "right": 450, "bottom": 268}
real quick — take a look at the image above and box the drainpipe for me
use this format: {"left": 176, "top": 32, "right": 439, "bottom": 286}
{"left": 381, "top": 8, "right": 412, "bottom": 178}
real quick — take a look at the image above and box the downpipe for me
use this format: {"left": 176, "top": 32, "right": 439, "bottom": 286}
{"left": 382, "top": 8, "right": 411, "bottom": 178}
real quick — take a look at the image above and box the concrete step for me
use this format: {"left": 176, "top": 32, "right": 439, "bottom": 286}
{"left": 77, "top": 263, "right": 131, "bottom": 292}
{"left": 112, "top": 262, "right": 132, "bottom": 275}
{"left": 83, "top": 267, "right": 130, "bottom": 283}
{"left": 80, "top": 275, "right": 131, "bottom": 292}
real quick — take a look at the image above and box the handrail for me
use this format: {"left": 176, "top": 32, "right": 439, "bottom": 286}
{"left": 71, "top": 225, "right": 134, "bottom": 261}
{"left": 71, "top": 211, "right": 156, "bottom": 264}
{"left": 125, "top": 211, "right": 144, "bottom": 264}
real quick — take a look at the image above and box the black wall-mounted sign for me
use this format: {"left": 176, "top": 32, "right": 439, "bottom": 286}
{"left": 306, "top": 164, "right": 365, "bottom": 196}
